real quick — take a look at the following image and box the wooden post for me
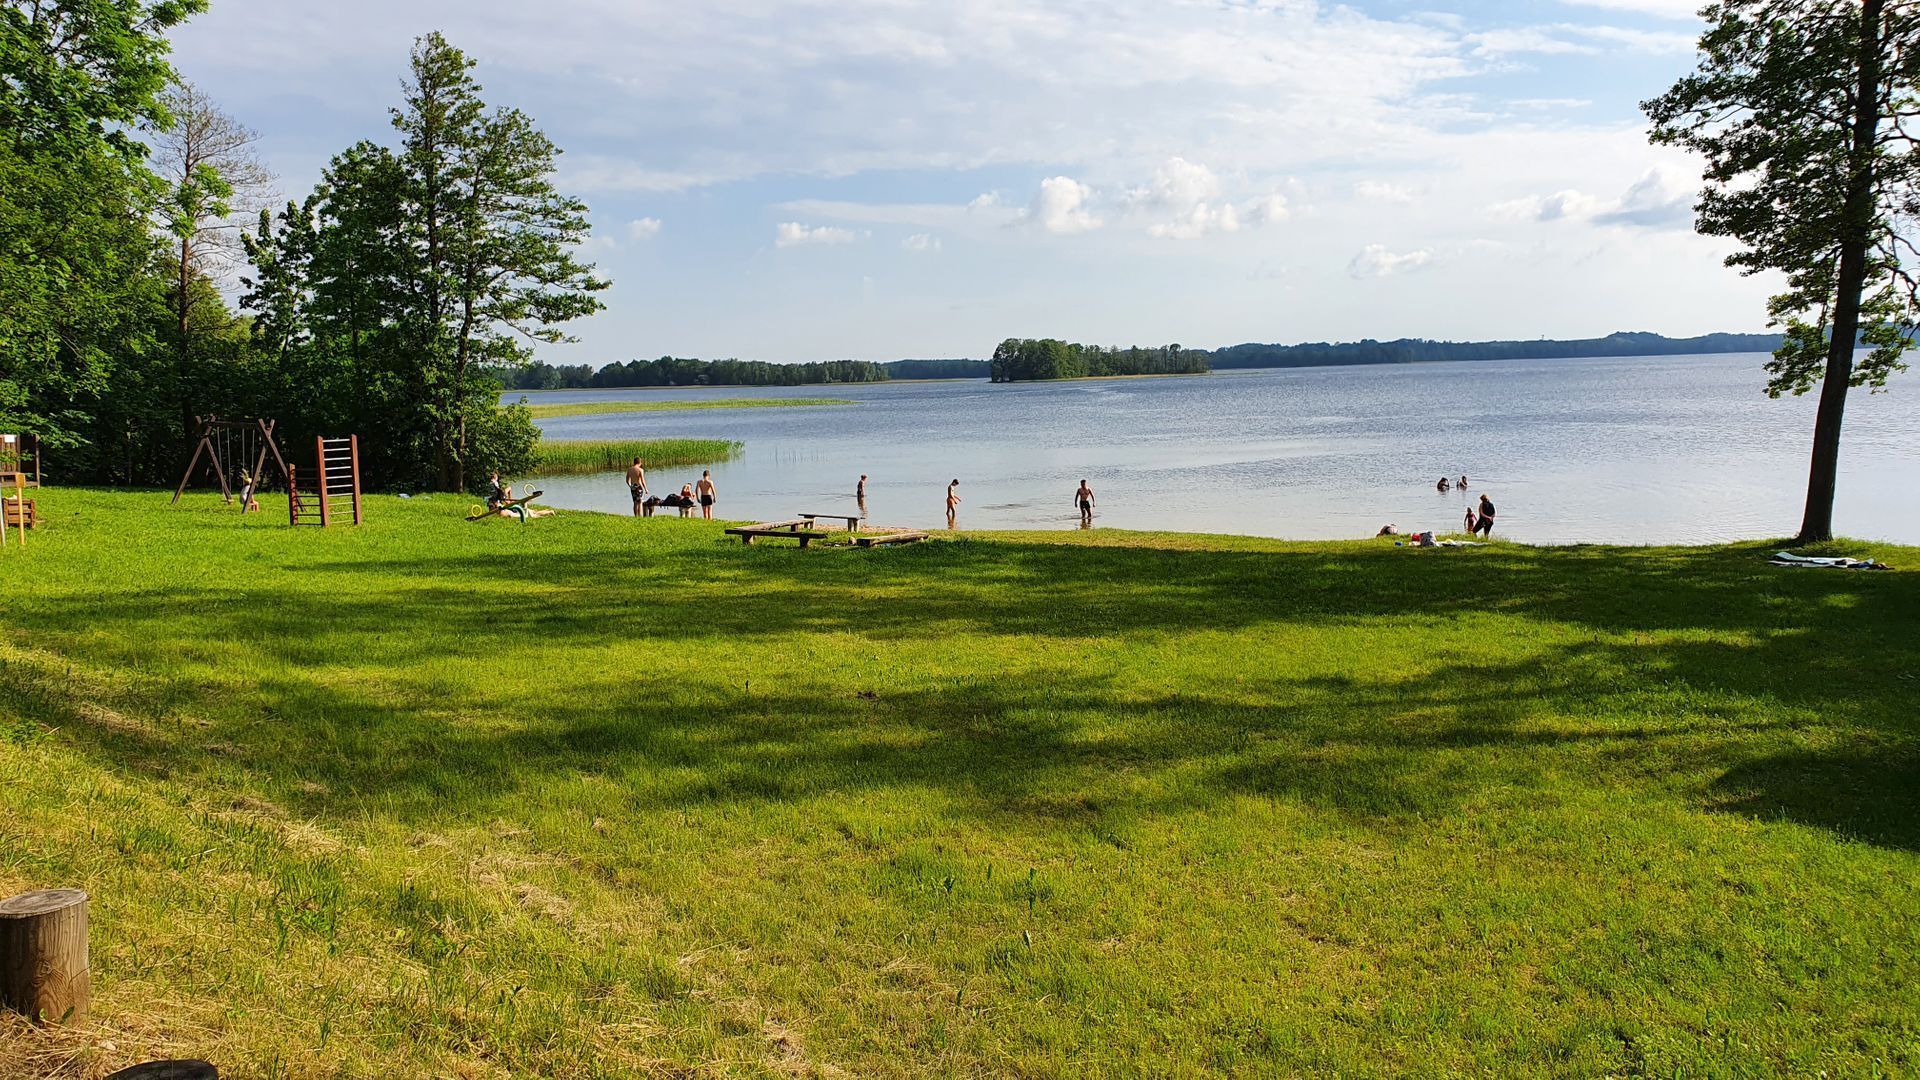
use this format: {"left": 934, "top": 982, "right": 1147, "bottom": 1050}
{"left": 0, "top": 889, "right": 88, "bottom": 1023}
{"left": 315, "top": 437, "right": 330, "bottom": 528}
{"left": 349, "top": 435, "right": 362, "bottom": 526}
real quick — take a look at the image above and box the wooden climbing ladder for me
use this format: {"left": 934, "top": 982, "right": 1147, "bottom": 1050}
{"left": 290, "top": 435, "right": 362, "bottom": 527}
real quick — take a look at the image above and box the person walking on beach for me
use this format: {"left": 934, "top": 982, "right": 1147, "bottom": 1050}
{"left": 945, "top": 479, "right": 961, "bottom": 528}
{"left": 1074, "top": 479, "right": 1096, "bottom": 525}
{"left": 695, "top": 470, "right": 717, "bottom": 519}
{"left": 1474, "top": 493, "right": 1496, "bottom": 537}
{"left": 626, "top": 457, "right": 648, "bottom": 516}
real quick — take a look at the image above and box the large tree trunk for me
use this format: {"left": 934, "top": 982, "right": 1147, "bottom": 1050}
{"left": 1797, "top": 0, "right": 1884, "bottom": 544}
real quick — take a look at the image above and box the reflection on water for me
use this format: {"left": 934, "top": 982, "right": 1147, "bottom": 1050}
{"left": 518, "top": 353, "right": 1920, "bottom": 544}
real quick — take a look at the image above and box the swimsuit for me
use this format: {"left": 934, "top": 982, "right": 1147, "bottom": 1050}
{"left": 699, "top": 493, "right": 714, "bottom": 507}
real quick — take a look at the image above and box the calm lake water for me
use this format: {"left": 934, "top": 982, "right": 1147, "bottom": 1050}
{"left": 518, "top": 353, "right": 1920, "bottom": 545}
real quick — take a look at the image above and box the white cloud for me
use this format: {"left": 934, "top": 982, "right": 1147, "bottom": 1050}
{"left": 1349, "top": 245, "right": 1435, "bottom": 279}
{"left": 627, "top": 216, "right": 662, "bottom": 240}
{"left": 1490, "top": 168, "right": 1694, "bottom": 229}
{"left": 1027, "top": 176, "right": 1101, "bottom": 234}
{"left": 1510, "top": 98, "right": 1593, "bottom": 110}
{"left": 775, "top": 222, "right": 859, "bottom": 247}
{"left": 1355, "top": 180, "right": 1417, "bottom": 204}
{"left": 1149, "top": 202, "right": 1240, "bottom": 240}
{"left": 1470, "top": 22, "right": 1694, "bottom": 58}
{"left": 1559, "top": 0, "right": 1704, "bottom": 18}
{"left": 1130, "top": 157, "right": 1222, "bottom": 210}
{"left": 1592, "top": 169, "right": 1695, "bottom": 227}
{"left": 902, "top": 233, "right": 942, "bottom": 252}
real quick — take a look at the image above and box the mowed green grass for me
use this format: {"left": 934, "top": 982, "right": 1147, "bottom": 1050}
{"left": 1, "top": 490, "right": 1917, "bottom": 1078}
{"left": 522, "top": 398, "right": 854, "bottom": 420}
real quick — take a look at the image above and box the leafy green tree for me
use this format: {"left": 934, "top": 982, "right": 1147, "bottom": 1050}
{"left": 152, "top": 80, "right": 274, "bottom": 440}
{"left": 1646, "top": 0, "right": 1919, "bottom": 541}
{"left": 0, "top": 0, "right": 204, "bottom": 452}
{"left": 394, "top": 32, "right": 606, "bottom": 491}
{"left": 241, "top": 33, "right": 605, "bottom": 493}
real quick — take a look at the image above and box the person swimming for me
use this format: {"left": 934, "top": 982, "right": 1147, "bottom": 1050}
{"left": 1437, "top": 476, "right": 1451, "bottom": 492}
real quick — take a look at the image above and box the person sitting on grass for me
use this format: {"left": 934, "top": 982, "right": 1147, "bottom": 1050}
{"left": 487, "top": 470, "right": 553, "bottom": 523}
{"left": 1377, "top": 524, "right": 1398, "bottom": 536}
{"left": 237, "top": 468, "right": 260, "bottom": 513}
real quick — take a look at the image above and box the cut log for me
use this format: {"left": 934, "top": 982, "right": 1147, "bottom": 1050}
{"left": 106, "top": 1062, "right": 218, "bottom": 1080}
{"left": 0, "top": 888, "right": 88, "bottom": 1023}
{"left": 106, "top": 1063, "right": 219, "bottom": 1080}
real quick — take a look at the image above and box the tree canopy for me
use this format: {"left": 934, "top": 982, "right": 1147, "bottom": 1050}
{"left": 1646, "top": 0, "right": 1919, "bottom": 540}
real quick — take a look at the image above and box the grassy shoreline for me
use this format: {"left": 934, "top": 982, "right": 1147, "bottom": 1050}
{"left": 532, "top": 437, "right": 741, "bottom": 476}
{"left": 522, "top": 397, "right": 854, "bottom": 420}
{"left": 1, "top": 490, "right": 1915, "bottom": 1077}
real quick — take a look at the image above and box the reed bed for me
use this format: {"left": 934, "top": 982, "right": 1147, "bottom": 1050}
{"left": 532, "top": 437, "right": 741, "bottom": 476}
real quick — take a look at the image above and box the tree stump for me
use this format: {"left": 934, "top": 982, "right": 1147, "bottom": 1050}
{"left": 0, "top": 888, "right": 89, "bottom": 1023}
{"left": 106, "top": 1062, "right": 218, "bottom": 1080}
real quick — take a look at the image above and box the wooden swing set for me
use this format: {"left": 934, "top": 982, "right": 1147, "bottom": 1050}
{"left": 172, "top": 417, "right": 362, "bottom": 527}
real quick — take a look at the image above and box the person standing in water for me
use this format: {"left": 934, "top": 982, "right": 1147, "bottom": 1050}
{"left": 1463, "top": 505, "right": 1478, "bottom": 533}
{"left": 945, "top": 479, "right": 961, "bottom": 528}
{"left": 695, "top": 470, "right": 717, "bottom": 519}
{"left": 1074, "top": 479, "right": 1096, "bottom": 525}
{"left": 626, "top": 457, "right": 648, "bottom": 516}
{"left": 1436, "top": 476, "right": 1451, "bottom": 492}
{"left": 1474, "top": 493, "right": 1496, "bottom": 537}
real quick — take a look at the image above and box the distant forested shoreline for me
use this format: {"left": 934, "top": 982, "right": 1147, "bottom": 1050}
{"left": 493, "top": 331, "right": 1786, "bottom": 389}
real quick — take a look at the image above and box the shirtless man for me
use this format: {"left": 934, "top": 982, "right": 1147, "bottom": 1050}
{"left": 695, "top": 470, "right": 717, "bottom": 519}
{"left": 625, "top": 458, "right": 648, "bottom": 516}
{"left": 945, "top": 479, "right": 961, "bottom": 527}
{"left": 1074, "top": 479, "right": 1096, "bottom": 525}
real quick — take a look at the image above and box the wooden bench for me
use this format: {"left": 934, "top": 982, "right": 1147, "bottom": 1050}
{"left": 854, "top": 530, "right": 927, "bottom": 548}
{"left": 799, "top": 512, "right": 862, "bottom": 532}
{"left": 726, "top": 520, "right": 831, "bottom": 547}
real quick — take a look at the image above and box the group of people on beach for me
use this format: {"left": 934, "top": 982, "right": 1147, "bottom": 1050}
{"left": 496, "top": 459, "right": 1489, "bottom": 539}
{"left": 625, "top": 458, "right": 718, "bottom": 518}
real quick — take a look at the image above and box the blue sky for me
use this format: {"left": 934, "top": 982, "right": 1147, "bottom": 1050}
{"left": 167, "top": 0, "right": 1764, "bottom": 364}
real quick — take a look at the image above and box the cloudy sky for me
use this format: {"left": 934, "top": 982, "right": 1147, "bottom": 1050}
{"left": 167, "top": 0, "right": 1763, "bottom": 364}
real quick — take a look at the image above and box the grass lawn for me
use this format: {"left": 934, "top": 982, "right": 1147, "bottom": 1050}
{"left": 1, "top": 490, "right": 1916, "bottom": 1077}
{"left": 521, "top": 398, "right": 854, "bottom": 420}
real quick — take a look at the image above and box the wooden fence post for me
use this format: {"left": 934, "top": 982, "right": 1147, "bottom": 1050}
{"left": 0, "top": 888, "right": 88, "bottom": 1023}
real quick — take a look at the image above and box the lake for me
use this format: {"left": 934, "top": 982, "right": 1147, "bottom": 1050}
{"left": 518, "top": 353, "right": 1920, "bottom": 545}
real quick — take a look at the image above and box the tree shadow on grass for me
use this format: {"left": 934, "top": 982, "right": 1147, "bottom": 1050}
{"left": 1708, "top": 745, "right": 1920, "bottom": 852}
{"left": 5, "top": 534, "right": 1918, "bottom": 847}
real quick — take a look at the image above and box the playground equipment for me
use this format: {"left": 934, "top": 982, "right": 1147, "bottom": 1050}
{"left": 289, "top": 436, "right": 363, "bottom": 527}
{"left": 0, "top": 469, "right": 26, "bottom": 550}
{"left": 172, "top": 418, "right": 292, "bottom": 505}
{"left": 0, "top": 433, "right": 39, "bottom": 488}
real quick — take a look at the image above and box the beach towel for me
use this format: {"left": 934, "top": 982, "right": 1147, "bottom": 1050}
{"left": 1769, "top": 551, "right": 1890, "bottom": 571}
